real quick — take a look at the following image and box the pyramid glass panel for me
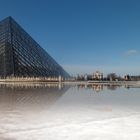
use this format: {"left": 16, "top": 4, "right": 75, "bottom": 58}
{"left": 0, "top": 17, "right": 69, "bottom": 78}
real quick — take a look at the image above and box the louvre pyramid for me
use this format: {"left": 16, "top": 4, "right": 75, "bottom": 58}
{"left": 0, "top": 17, "right": 69, "bottom": 78}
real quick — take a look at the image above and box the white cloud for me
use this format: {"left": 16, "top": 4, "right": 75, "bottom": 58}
{"left": 125, "top": 49, "right": 138, "bottom": 56}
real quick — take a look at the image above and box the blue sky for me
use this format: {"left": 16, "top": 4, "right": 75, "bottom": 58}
{"left": 0, "top": 0, "right": 140, "bottom": 76}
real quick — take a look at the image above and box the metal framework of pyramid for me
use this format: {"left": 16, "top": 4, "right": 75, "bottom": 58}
{"left": 0, "top": 17, "right": 69, "bottom": 78}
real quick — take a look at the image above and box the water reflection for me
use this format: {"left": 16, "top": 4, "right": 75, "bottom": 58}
{"left": 0, "top": 83, "right": 140, "bottom": 140}
{"left": 0, "top": 83, "right": 70, "bottom": 112}
{"left": 76, "top": 83, "right": 140, "bottom": 92}
{"left": 0, "top": 82, "right": 65, "bottom": 89}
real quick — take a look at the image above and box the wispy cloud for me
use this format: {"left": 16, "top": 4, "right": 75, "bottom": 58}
{"left": 125, "top": 49, "right": 138, "bottom": 56}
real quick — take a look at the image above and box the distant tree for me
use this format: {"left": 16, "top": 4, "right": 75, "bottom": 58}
{"left": 107, "top": 73, "right": 117, "bottom": 81}
{"left": 117, "top": 75, "right": 123, "bottom": 81}
{"left": 124, "top": 75, "right": 131, "bottom": 81}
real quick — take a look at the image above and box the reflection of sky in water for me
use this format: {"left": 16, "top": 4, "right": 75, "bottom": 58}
{"left": 0, "top": 83, "right": 140, "bottom": 140}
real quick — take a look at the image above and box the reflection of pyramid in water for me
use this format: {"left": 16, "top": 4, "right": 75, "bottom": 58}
{"left": 0, "top": 17, "right": 69, "bottom": 78}
{"left": 0, "top": 84, "right": 70, "bottom": 111}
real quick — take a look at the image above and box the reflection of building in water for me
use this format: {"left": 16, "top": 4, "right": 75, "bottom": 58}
{"left": 107, "top": 84, "right": 121, "bottom": 90}
{"left": 77, "top": 84, "right": 123, "bottom": 92}
{"left": 125, "top": 85, "right": 130, "bottom": 89}
{"left": 0, "top": 83, "right": 64, "bottom": 90}
{"left": 0, "top": 83, "right": 70, "bottom": 111}
{"left": 77, "top": 84, "right": 103, "bottom": 92}
{"left": 91, "top": 84, "right": 103, "bottom": 92}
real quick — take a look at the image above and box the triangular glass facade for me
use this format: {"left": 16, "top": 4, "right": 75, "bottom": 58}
{"left": 0, "top": 17, "right": 69, "bottom": 78}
